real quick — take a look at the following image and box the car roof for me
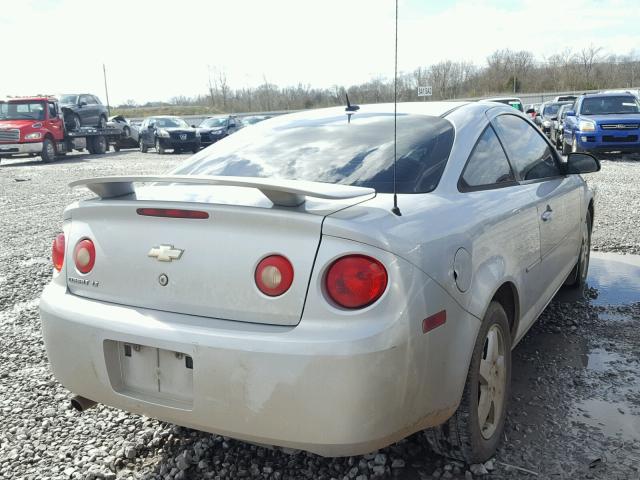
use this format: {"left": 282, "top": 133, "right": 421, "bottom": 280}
{"left": 483, "top": 97, "right": 522, "bottom": 102}
{"left": 1, "top": 97, "right": 51, "bottom": 102}
{"left": 279, "top": 102, "right": 470, "bottom": 120}
{"left": 580, "top": 92, "right": 637, "bottom": 98}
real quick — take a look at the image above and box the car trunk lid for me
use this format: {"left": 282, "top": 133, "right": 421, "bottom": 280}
{"left": 64, "top": 177, "right": 374, "bottom": 326}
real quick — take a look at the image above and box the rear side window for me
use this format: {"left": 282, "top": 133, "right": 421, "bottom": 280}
{"left": 173, "top": 111, "right": 456, "bottom": 194}
{"left": 492, "top": 114, "right": 561, "bottom": 181}
{"left": 460, "top": 126, "right": 515, "bottom": 190}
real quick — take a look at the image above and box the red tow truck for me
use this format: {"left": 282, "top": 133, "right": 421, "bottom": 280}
{"left": 0, "top": 96, "right": 121, "bottom": 163}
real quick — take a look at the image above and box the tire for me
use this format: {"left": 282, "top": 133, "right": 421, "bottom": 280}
{"left": 571, "top": 135, "right": 582, "bottom": 153}
{"left": 41, "top": 138, "right": 56, "bottom": 163}
{"left": 113, "top": 144, "right": 121, "bottom": 152}
{"left": 89, "top": 136, "right": 107, "bottom": 155}
{"left": 425, "top": 301, "right": 512, "bottom": 463}
{"left": 564, "top": 210, "right": 592, "bottom": 289}
{"left": 156, "top": 139, "right": 165, "bottom": 154}
{"left": 561, "top": 133, "right": 571, "bottom": 155}
{"left": 97, "top": 115, "right": 107, "bottom": 129}
{"left": 139, "top": 138, "right": 148, "bottom": 153}
{"left": 67, "top": 114, "right": 82, "bottom": 131}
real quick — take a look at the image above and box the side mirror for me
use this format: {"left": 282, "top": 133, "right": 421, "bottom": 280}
{"left": 566, "top": 152, "right": 600, "bottom": 174}
{"left": 79, "top": 101, "right": 87, "bottom": 107}
{"left": 550, "top": 116, "right": 557, "bottom": 121}
{"left": 566, "top": 110, "right": 576, "bottom": 117}
{"left": 525, "top": 108, "right": 535, "bottom": 114}
{"left": 191, "top": 125, "right": 196, "bottom": 128}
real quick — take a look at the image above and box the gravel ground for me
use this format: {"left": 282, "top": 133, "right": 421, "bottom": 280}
{"left": 0, "top": 151, "right": 639, "bottom": 480}
{"left": 584, "top": 155, "right": 640, "bottom": 255}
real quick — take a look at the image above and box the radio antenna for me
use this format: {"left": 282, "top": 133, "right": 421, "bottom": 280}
{"left": 391, "top": 0, "right": 401, "bottom": 216}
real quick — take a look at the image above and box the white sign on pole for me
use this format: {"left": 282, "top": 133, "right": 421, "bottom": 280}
{"left": 417, "top": 86, "right": 433, "bottom": 97}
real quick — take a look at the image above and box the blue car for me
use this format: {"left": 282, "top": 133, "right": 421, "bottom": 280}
{"left": 561, "top": 92, "right": 640, "bottom": 155}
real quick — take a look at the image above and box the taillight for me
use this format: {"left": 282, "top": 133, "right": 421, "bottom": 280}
{"left": 255, "top": 255, "right": 294, "bottom": 296}
{"left": 73, "top": 239, "right": 96, "bottom": 274}
{"left": 52, "top": 233, "right": 65, "bottom": 271}
{"left": 325, "top": 255, "right": 388, "bottom": 309}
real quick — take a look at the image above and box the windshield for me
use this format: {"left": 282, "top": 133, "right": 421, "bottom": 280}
{"left": 200, "top": 118, "right": 227, "bottom": 128}
{"left": 173, "top": 110, "right": 455, "bottom": 194}
{"left": 0, "top": 102, "right": 46, "bottom": 121}
{"left": 580, "top": 96, "right": 640, "bottom": 115}
{"left": 59, "top": 95, "right": 78, "bottom": 104}
{"left": 152, "top": 117, "right": 189, "bottom": 128}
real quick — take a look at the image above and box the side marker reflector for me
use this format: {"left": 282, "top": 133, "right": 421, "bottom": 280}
{"left": 422, "top": 310, "right": 446, "bottom": 334}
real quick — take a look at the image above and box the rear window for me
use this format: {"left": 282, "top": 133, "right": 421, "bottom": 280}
{"left": 173, "top": 111, "right": 455, "bottom": 194}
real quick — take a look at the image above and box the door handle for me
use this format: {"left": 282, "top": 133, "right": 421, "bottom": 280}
{"left": 541, "top": 205, "right": 553, "bottom": 222}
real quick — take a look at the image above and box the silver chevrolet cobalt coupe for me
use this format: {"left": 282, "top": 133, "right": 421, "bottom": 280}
{"left": 40, "top": 101, "right": 599, "bottom": 463}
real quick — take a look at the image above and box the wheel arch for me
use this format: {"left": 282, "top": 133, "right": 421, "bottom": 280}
{"left": 490, "top": 282, "right": 520, "bottom": 341}
{"left": 587, "top": 199, "right": 595, "bottom": 229}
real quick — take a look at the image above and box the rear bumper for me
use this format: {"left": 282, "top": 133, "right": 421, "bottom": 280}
{"left": 0, "top": 142, "right": 43, "bottom": 155}
{"left": 40, "top": 255, "right": 479, "bottom": 456}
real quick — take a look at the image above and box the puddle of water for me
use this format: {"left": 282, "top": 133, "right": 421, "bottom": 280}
{"left": 584, "top": 348, "right": 625, "bottom": 372}
{"left": 587, "top": 252, "right": 640, "bottom": 306}
{"left": 598, "top": 311, "right": 632, "bottom": 322}
{"left": 573, "top": 398, "right": 640, "bottom": 441}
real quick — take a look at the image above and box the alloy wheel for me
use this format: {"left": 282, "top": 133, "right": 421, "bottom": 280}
{"left": 477, "top": 324, "right": 507, "bottom": 440}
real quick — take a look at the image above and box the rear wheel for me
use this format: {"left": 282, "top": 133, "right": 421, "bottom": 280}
{"left": 425, "top": 301, "right": 511, "bottom": 463}
{"left": 88, "top": 136, "right": 107, "bottom": 155}
{"left": 565, "top": 210, "right": 592, "bottom": 290}
{"left": 139, "top": 138, "right": 148, "bottom": 153}
{"left": 41, "top": 138, "right": 56, "bottom": 163}
{"left": 156, "top": 139, "right": 165, "bottom": 154}
{"left": 192, "top": 146, "right": 200, "bottom": 154}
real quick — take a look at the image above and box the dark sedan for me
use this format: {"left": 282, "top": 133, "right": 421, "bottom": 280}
{"left": 196, "top": 115, "right": 243, "bottom": 147}
{"left": 139, "top": 116, "right": 201, "bottom": 154}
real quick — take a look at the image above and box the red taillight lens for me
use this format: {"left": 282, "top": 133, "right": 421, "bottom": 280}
{"left": 255, "top": 255, "right": 294, "bottom": 296}
{"left": 137, "top": 208, "right": 209, "bottom": 219}
{"left": 73, "top": 239, "right": 96, "bottom": 274}
{"left": 325, "top": 255, "right": 388, "bottom": 309}
{"left": 52, "top": 233, "right": 65, "bottom": 272}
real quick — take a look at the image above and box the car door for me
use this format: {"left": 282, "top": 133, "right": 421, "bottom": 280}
{"left": 78, "top": 95, "right": 92, "bottom": 126}
{"left": 458, "top": 123, "right": 542, "bottom": 336}
{"left": 139, "top": 119, "right": 150, "bottom": 146}
{"left": 492, "top": 114, "right": 582, "bottom": 307}
{"left": 46, "top": 102, "right": 65, "bottom": 140}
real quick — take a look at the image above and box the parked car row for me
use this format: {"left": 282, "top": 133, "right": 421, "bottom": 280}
{"left": 527, "top": 91, "right": 640, "bottom": 156}
{"left": 48, "top": 93, "right": 272, "bottom": 154}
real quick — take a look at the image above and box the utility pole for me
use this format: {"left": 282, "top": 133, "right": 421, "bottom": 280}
{"left": 103, "top": 64, "right": 111, "bottom": 116}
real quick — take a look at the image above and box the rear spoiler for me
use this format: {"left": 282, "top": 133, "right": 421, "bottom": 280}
{"left": 69, "top": 175, "right": 375, "bottom": 207}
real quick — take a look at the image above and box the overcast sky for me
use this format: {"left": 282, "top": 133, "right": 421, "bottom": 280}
{"left": 1, "top": 0, "right": 639, "bottom": 105}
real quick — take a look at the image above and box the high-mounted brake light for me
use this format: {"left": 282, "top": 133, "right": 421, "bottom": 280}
{"left": 325, "top": 255, "right": 388, "bottom": 309}
{"left": 255, "top": 255, "right": 294, "bottom": 297}
{"left": 137, "top": 208, "right": 209, "bottom": 219}
{"left": 52, "top": 233, "right": 65, "bottom": 272}
{"left": 74, "top": 239, "right": 96, "bottom": 274}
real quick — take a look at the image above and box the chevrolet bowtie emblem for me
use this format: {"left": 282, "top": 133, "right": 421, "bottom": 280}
{"left": 148, "top": 245, "right": 184, "bottom": 262}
